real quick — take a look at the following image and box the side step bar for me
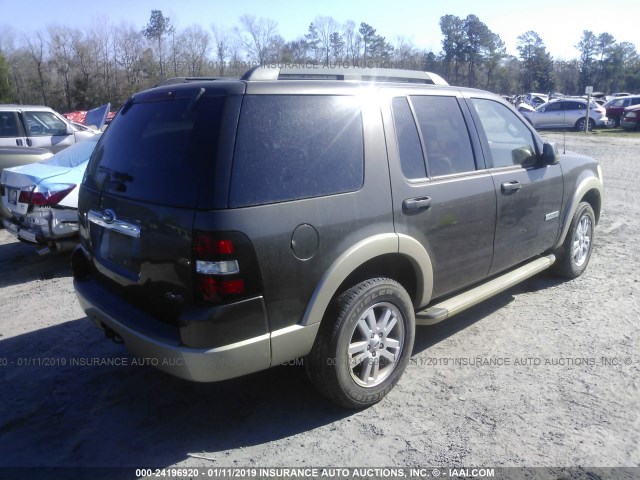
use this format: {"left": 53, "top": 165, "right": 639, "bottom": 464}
{"left": 415, "top": 254, "right": 556, "bottom": 325}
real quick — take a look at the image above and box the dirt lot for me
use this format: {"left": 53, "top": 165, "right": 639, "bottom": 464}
{"left": 0, "top": 132, "right": 638, "bottom": 476}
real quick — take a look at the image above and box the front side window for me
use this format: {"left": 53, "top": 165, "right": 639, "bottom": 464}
{"left": 230, "top": 95, "right": 364, "bottom": 207}
{"left": 23, "top": 111, "right": 68, "bottom": 136}
{"left": 410, "top": 95, "right": 476, "bottom": 177}
{"left": 471, "top": 98, "right": 538, "bottom": 168}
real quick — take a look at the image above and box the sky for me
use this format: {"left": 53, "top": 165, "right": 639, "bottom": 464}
{"left": 0, "top": 0, "right": 638, "bottom": 60}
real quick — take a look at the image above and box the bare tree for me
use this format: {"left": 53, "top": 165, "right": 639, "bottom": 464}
{"left": 48, "top": 25, "right": 76, "bottom": 110}
{"left": 25, "top": 31, "right": 48, "bottom": 104}
{"left": 343, "top": 20, "right": 361, "bottom": 64}
{"left": 236, "top": 15, "right": 279, "bottom": 64}
{"left": 211, "top": 23, "right": 232, "bottom": 75}
{"left": 313, "top": 16, "right": 340, "bottom": 65}
{"left": 179, "top": 25, "right": 211, "bottom": 76}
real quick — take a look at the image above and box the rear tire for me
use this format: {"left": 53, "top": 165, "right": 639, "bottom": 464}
{"left": 575, "top": 117, "right": 595, "bottom": 131}
{"left": 553, "top": 202, "right": 595, "bottom": 279}
{"left": 306, "top": 278, "right": 415, "bottom": 409}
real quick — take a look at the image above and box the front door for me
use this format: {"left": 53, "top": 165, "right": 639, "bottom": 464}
{"left": 467, "top": 97, "right": 563, "bottom": 275}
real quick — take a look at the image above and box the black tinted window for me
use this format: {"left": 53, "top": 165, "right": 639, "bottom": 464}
{"left": 392, "top": 97, "right": 426, "bottom": 179}
{"left": 410, "top": 96, "right": 476, "bottom": 176}
{"left": 230, "top": 95, "right": 363, "bottom": 207}
{"left": 0, "top": 112, "right": 19, "bottom": 137}
{"left": 85, "top": 94, "right": 224, "bottom": 207}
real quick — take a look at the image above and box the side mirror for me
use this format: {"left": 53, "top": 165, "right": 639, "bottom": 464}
{"left": 542, "top": 142, "right": 559, "bottom": 165}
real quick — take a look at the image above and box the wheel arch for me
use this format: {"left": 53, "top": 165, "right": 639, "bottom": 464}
{"left": 555, "top": 176, "right": 603, "bottom": 249}
{"left": 300, "top": 233, "right": 434, "bottom": 328}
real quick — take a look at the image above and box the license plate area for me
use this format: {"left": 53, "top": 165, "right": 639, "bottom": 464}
{"left": 94, "top": 226, "right": 142, "bottom": 279}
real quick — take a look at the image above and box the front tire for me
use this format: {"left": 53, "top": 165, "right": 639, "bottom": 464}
{"left": 306, "top": 278, "right": 415, "bottom": 409}
{"left": 554, "top": 202, "right": 595, "bottom": 279}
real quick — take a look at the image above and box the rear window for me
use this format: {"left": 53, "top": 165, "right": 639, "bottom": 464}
{"left": 85, "top": 94, "right": 224, "bottom": 207}
{"left": 229, "top": 95, "right": 364, "bottom": 207}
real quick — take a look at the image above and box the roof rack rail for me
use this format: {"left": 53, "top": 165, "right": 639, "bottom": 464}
{"left": 155, "top": 77, "right": 226, "bottom": 87}
{"left": 241, "top": 65, "right": 449, "bottom": 85}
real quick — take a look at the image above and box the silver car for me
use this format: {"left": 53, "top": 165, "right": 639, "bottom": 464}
{"left": 0, "top": 104, "right": 104, "bottom": 153}
{"left": 521, "top": 98, "right": 608, "bottom": 131}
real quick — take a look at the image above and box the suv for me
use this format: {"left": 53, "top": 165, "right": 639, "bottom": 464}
{"left": 603, "top": 95, "right": 640, "bottom": 127}
{"left": 72, "top": 66, "right": 603, "bottom": 408}
{"left": 521, "top": 98, "right": 608, "bottom": 131}
{"left": 0, "top": 104, "right": 98, "bottom": 153}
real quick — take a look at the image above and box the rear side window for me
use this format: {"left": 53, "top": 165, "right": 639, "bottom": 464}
{"left": 230, "top": 95, "right": 363, "bottom": 207}
{"left": 0, "top": 112, "right": 20, "bottom": 137}
{"left": 410, "top": 96, "right": 476, "bottom": 176}
{"left": 85, "top": 95, "right": 224, "bottom": 207}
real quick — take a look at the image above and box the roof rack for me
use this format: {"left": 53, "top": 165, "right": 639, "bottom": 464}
{"left": 155, "top": 77, "right": 226, "bottom": 87}
{"left": 241, "top": 65, "right": 449, "bottom": 86}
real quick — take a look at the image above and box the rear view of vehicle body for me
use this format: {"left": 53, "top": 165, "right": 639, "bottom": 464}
{"left": 521, "top": 98, "right": 608, "bottom": 130}
{"left": 620, "top": 104, "right": 640, "bottom": 130}
{"left": 1, "top": 136, "right": 99, "bottom": 253}
{"left": 604, "top": 95, "right": 640, "bottom": 127}
{"left": 72, "top": 67, "right": 603, "bottom": 408}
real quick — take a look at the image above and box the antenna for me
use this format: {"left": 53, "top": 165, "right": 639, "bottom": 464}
{"left": 563, "top": 102, "right": 566, "bottom": 154}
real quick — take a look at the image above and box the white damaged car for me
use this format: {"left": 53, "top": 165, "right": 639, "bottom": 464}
{"left": 0, "top": 135, "right": 99, "bottom": 254}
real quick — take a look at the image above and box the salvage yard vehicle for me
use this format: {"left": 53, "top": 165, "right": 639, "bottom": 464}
{"left": 1, "top": 136, "right": 99, "bottom": 253}
{"left": 520, "top": 98, "right": 608, "bottom": 131}
{"left": 72, "top": 66, "right": 603, "bottom": 409}
{"left": 0, "top": 104, "right": 101, "bottom": 153}
{"left": 620, "top": 103, "right": 640, "bottom": 131}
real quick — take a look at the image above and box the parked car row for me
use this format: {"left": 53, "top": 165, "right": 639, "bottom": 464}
{"left": 506, "top": 91, "right": 640, "bottom": 131}
{"left": 519, "top": 98, "right": 608, "bottom": 131}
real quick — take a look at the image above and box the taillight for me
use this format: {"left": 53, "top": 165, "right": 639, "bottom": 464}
{"left": 22, "top": 184, "right": 76, "bottom": 206}
{"left": 193, "top": 231, "right": 261, "bottom": 303}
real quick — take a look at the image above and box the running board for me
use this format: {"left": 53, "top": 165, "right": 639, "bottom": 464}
{"left": 415, "top": 254, "right": 556, "bottom": 325}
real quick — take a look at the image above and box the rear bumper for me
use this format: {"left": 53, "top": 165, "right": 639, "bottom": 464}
{"left": 621, "top": 119, "right": 639, "bottom": 130}
{"left": 74, "top": 276, "right": 273, "bottom": 382}
{"left": 1, "top": 208, "right": 79, "bottom": 245}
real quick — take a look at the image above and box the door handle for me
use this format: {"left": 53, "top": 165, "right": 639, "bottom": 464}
{"left": 16, "top": 139, "right": 23, "bottom": 146}
{"left": 501, "top": 181, "right": 522, "bottom": 193}
{"left": 403, "top": 196, "right": 432, "bottom": 211}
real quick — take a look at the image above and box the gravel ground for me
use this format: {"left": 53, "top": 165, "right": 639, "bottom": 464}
{"left": 0, "top": 132, "right": 638, "bottom": 477}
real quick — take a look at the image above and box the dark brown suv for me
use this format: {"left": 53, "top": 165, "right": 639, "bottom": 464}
{"left": 72, "top": 66, "right": 603, "bottom": 408}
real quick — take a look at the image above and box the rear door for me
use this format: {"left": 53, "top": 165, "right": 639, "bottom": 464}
{"left": 384, "top": 90, "right": 496, "bottom": 300}
{"left": 79, "top": 85, "right": 242, "bottom": 323}
{"left": 0, "top": 110, "right": 28, "bottom": 147}
{"left": 467, "top": 97, "right": 563, "bottom": 275}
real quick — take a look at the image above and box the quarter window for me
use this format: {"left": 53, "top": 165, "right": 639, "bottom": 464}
{"left": 230, "top": 95, "right": 364, "bottom": 207}
{"left": 471, "top": 98, "right": 537, "bottom": 168}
